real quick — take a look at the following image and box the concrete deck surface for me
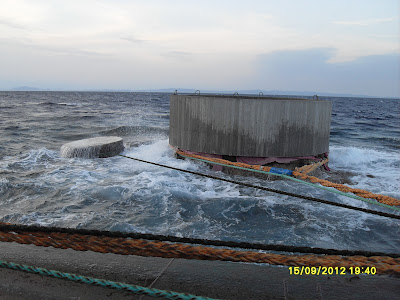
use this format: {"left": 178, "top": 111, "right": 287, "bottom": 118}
{"left": 0, "top": 242, "right": 399, "bottom": 299}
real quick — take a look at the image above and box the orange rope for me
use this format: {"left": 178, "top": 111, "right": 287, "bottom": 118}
{"left": 295, "top": 158, "right": 329, "bottom": 175}
{"left": 176, "top": 150, "right": 400, "bottom": 207}
{"left": 176, "top": 150, "right": 272, "bottom": 172}
{"left": 292, "top": 171, "right": 400, "bottom": 206}
{"left": 0, "top": 230, "right": 399, "bottom": 275}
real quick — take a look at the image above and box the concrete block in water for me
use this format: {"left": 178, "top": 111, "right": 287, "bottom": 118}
{"left": 169, "top": 94, "right": 332, "bottom": 157}
{"left": 60, "top": 136, "right": 124, "bottom": 158}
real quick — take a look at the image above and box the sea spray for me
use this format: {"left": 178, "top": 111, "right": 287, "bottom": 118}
{"left": 0, "top": 91, "right": 399, "bottom": 253}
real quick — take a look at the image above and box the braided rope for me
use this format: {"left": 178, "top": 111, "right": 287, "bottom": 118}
{"left": 0, "top": 260, "right": 216, "bottom": 300}
{"left": 175, "top": 150, "right": 273, "bottom": 173}
{"left": 292, "top": 171, "right": 400, "bottom": 207}
{"left": 1, "top": 222, "right": 398, "bottom": 257}
{"left": 175, "top": 150, "right": 400, "bottom": 207}
{"left": 120, "top": 154, "right": 400, "bottom": 218}
{"left": 295, "top": 158, "right": 329, "bottom": 175}
{"left": 0, "top": 230, "right": 399, "bottom": 275}
{"left": 176, "top": 151, "right": 400, "bottom": 212}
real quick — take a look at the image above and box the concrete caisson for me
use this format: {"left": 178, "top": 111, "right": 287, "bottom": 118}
{"left": 169, "top": 94, "right": 332, "bottom": 157}
{"left": 60, "top": 136, "right": 124, "bottom": 158}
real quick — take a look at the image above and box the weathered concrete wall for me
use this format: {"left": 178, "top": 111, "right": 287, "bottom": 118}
{"left": 169, "top": 94, "right": 332, "bottom": 157}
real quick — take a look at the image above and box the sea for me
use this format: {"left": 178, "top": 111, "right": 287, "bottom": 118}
{"left": 0, "top": 91, "right": 399, "bottom": 253}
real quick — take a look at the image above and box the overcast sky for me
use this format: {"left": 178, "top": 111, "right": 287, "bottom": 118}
{"left": 0, "top": 0, "right": 399, "bottom": 97}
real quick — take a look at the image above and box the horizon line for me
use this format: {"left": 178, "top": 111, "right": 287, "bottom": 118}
{"left": 1, "top": 86, "right": 399, "bottom": 99}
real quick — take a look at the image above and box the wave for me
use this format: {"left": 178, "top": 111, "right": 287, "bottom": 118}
{"left": 3, "top": 148, "right": 59, "bottom": 171}
{"left": 58, "top": 102, "right": 80, "bottom": 106}
{"left": 329, "top": 145, "right": 400, "bottom": 197}
{"left": 1, "top": 140, "right": 399, "bottom": 252}
{"left": 1, "top": 87, "right": 399, "bottom": 251}
{"left": 36, "top": 102, "right": 80, "bottom": 107}
{"left": 330, "top": 146, "right": 398, "bottom": 168}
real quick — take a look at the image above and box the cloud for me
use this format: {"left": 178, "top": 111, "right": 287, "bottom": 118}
{"left": 41, "top": 46, "right": 107, "bottom": 57}
{"left": 0, "top": 37, "right": 107, "bottom": 57}
{"left": 0, "top": 18, "right": 29, "bottom": 30}
{"left": 161, "top": 51, "right": 192, "bottom": 60}
{"left": 120, "top": 36, "right": 146, "bottom": 44}
{"left": 0, "top": 1, "right": 398, "bottom": 95}
{"left": 255, "top": 49, "right": 400, "bottom": 97}
{"left": 332, "top": 18, "right": 396, "bottom": 26}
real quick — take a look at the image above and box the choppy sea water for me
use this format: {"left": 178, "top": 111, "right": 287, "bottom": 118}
{"left": 0, "top": 91, "right": 399, "bottom": 253}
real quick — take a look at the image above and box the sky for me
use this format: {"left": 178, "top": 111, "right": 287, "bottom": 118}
{"left": 0, "top": 0, "right": 399, "bottom": 97}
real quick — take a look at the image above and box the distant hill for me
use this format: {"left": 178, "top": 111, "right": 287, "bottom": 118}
{"left": 12, "top": 86, "right": 41, "bottom": 91}
{"left": 142, "top": 88, "right": 372, "bottom": 98}
{"left": 6, "top": 86, "right": 377, "bottom": 98}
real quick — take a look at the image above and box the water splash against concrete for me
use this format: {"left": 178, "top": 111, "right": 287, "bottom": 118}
{"left": 60, "top": 137, "right": 124, "bottom": 158}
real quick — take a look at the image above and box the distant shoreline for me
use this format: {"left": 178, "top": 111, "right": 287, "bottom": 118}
{"left": 1, "top": 88, "right": 399, "bottom": 99}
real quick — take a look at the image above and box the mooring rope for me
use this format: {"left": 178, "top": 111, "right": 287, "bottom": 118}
{"left": 176, "top": 152, "right": 392, "bottom": 208}
{"left": 178, "top": 152, "right": 400, "bottom": 212}
{"left": 0, "top": 228, "right": 399, "bottom": 275}
{"left": 1, "top": 222, "right": 398, "bottom": 258}
{"left": 175, "top": 150, "right": 400, "bottom": 208}
{"left": 295, "top": 158, "right": 330, "bottom": 175}
{"left": 118, "top": 155, "right": 400, "bottom": 219}
{"left": 292, "top": 171, "right": 400, "bottom": 206}
{"left": 0, "top": 260, "right": 216, "bottom": 300}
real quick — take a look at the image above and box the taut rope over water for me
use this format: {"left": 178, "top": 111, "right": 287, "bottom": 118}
{"left": 175, "top": 150, "right": 400, "bottom": 207}
{"left": 118, "top": 154, "right": 400, "bottom": 219}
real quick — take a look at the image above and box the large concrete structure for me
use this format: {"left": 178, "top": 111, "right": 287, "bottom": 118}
{"left": 169, "top": 94, "right": 332, "bottom": 157}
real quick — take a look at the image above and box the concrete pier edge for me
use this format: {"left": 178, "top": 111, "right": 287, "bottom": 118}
{"left": 1, "top": 242, "right": 399, "bottom": 300}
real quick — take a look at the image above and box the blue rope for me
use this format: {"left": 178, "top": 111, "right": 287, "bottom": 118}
{"left": 270, "top": 167, "right": 293, "bottom": 176}
{"left": 179, "top": 153, "right": 400, "bottom": 212}
{"left": 0, "top": 260, "right": 218, "bottom": 300}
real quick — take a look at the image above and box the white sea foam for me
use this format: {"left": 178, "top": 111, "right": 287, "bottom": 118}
{"left": 330, "top": 146, "right": 398, "bottom": 170}
{"left": 120, "top": 140, "right": 400, "bottom": 206}
{"left": 0, "top": 178, "right": 10, "bottom": 194}
{"left": 1, "top": 92, "right": 398, "bottom": 253}
{"left": 329, "top": 146, "right": 400, "bottom": 197}
{"left": 121, "top": 140, "right": 245, "bottom": 202}
{"left": 1, "top": 138, "right": 399, "bottom": 252}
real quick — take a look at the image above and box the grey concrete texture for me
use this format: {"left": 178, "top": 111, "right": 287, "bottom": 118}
{"left": 169, "top": 95, "right": 332, "bottom": 157}
{"left": 60, "top": 136, "right": 124, "bottom": 158}
{"left": 1, "top": 242, "right": 399, "bottom": 300}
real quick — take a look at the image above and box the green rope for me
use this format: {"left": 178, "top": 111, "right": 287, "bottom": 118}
{"left": 279, "top": 174, "right": 400, "bottom": 211}
{"left": 119, "top": 154, "right": 399, "bottom": 219}
{"left": 179, "top": 153, "right": 400, "bottom": 212}
{"left": 0, "top": 260, "right": 218, "bottom": 300}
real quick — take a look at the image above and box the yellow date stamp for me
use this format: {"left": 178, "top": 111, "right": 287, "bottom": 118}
{"left": 288, "top": 266, "right": 377, "bottom": 275}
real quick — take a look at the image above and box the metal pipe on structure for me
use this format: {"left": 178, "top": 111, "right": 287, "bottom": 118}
{"left": 169, "top": 94, "right": 332, "bottom": 157}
